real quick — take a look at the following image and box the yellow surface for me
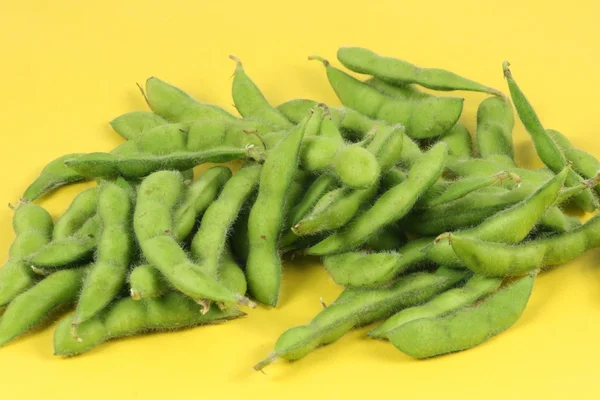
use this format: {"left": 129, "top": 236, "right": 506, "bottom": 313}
{"left": 1, "top": 1, "right": 600, "bottom": 398}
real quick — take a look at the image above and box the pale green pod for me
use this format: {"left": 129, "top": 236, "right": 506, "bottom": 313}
{"left": 388, "top": 274, "right": 535, "bottom": 359}
{"left": 0, "top": 203, "right": 54, "bottom": 306}
{"left": 230, "top": 56, "right": 293, "bottom": 129}
{"left": 23, "top": 153, "right": 88, "bottom": 201}
{"left": 0, "top": 267, "right": 87, "bottom": 347}
{"left": 254, "top": 267, "right": 467, "bottom": 370}
{"left": 309, "top": 143, "right": 447, "bottom": 255}
{"left": 133, "top": 171, "right": 251, "bottom": 307}
{"left": 53, "top": 292, "right": 245, "bottom": 357}
{"left": 172, "top": 166, "right": 233, "bottom": 241}
{"left": 110, "top": 111, "right": 168, "bottom": 140}
{"left": 63, "top": 147, "right": 260, "bottom": 180}
{"left": 72, "top": 182, "right": 134, "bottom": 332}
{"left": 426, "top": 169, "right": 568, "bottom": 267}
{"left": 144, "top": 76, "right": 237, "bottom": 122}
{"left": 191, "top": 164, "right": 262, "bottom": 279}
{"left": 369, "top": 274, "right": 503, "bottom": 339}
{"left": 27, "top": 216, "right": 99, "bottom": 270}
{"left": 310, "top": 56, "right": 464, "bottom": 139}
{"left": 503, "top": 62, "right": 598, "bottom": 212}
{"left": 129, "top": 264, "right": 169, "bottom": 300}
{"left": 338, "top": 47, "right": 504, "bottom": 95}
{"left": 476, "top": 96, "right": 515, "bottom": 162}
{"left": 53, "top": 187, "right": 98, "bottom": 240}
{"left": 449, "top": 214, "right": 600, "bottom": 277}
{"left": 323, "top": 237, "right": 432, "bottom": 288}
{"left": 246, "top": 115, "right": 310, "bottom": 306}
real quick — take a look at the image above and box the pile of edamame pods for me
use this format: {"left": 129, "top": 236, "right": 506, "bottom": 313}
{"left": 1, "top": 47, "right": 599, "bottom": 368}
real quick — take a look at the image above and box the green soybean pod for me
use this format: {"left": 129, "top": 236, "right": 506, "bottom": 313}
{"left": 503, "top": 62, "right": 598, "bottom": 212}
{"left": 230, "top": 201, "right": 252, "bottom": 265}
{"left": 365, "top": 77, "right": 433, "bottom": 100}
{"left": 144, "top": 76, "right": 237, "bottom": 122}
{"left": 53, "top": 292, "right": 245, "bottom": 357}
{"left": 293, "top": 125, "right": 404, "bottom": 237}
{"left": 308, "top": 142, "right": 447, "bottom": 255}
{"left": 310, "top": 56, "right": 464, "bottom": 139}
{"left": 0, "top": 267, "right": 87, "bottom": 347}
{"left": 546, "top": 129, "right": 600, "bottom": 196}
{"left": 53, "top": 187, "right": 99, "bottom": 240}
{"left": 110, "top": 111, "right": 169, "bottom": 140}
{"left": 369, "top": 274, "right": 503, "bottom": 339}
{"left": 191, "top": 163, "right": 262, "bottom": 280}
{"left": 437, "top": 123, "right": 473, "bottom": 160}
{"left": 134, "top": 171, "right": 252, "bottom": 308}
{"left": 323, "top": 237, "right": 432, "bottom": 288}
{"left": 185, "top": 119, "right": 273, "bottom": 151}
{"left": 246, "top": 114, "right": 310, "bottom": 306}
{"left": 172, "top": 166, "right": 233, "bottom": 241}
{"left": 364, "top": 79, "right": 471, "bottom": 160}
{"left": 449, "top": 214, "right": 600, "bottom": 277}
{"left": 22, "top": 153, "right": 88, "bottom": 201}
{"left": 129, "top": 264, "right": 169, "bottom": 300}
{"left": 476, "top": 96, "right": 515, "bottom": 164}
{"left": 63, "top": 147, "right": 260, "bottom": 180}
{"left": 254, "top": 267, "right": 468, "bottom": 371}
{"left": 426, "top": 169, "right": 568, "bottom": 267}
{"left": 337, "top": 47, "right": 504, "bottom": 96}
{"left": 26, "top": 216, "right": 99, "bottom": 270}
{"left": 388, "top": 274, "right": 535, "bottom": 359}
{"left": 71, "top": 182, "right": 134, "bottom": 335}
{"left": 280, "top": 175, "right": 339, "bottom": 240}
{"left": 365, "top": 223, "right": 407, "bottom": 251}
{"left": 219, "top": 245, "right": 248, "bottom": 295}
{"left": 230, "top": 56, "right": 293, "bottom": 129}
{"left": 0, "top": 203, "right": 54, "bottom": 306}
{"left": 418, "top": 171, "right": 519, "bottom": 208}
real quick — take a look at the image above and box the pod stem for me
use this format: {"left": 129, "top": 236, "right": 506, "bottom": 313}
{"left": 70, "top": 322, "right": 83, "bottom": 343}
{"left": 434, "top": 232, "right": 451, "bottom": 244}
{"left": 502, "top": 61, "right": 512, "bottom": 79}
{"left": 308, "top": 55, "right": 329, "bottom": 66}
{"left": 137, "top": 81, "right": 151, "bottom": 109}
{"left": 130, "top": 288, "right": 142, "bottom": 301}
{"left": 237, "top": 295, "right": 257, "bottom": 309}
{"left": 253, "top": 353, "right": 279, "bottom": 372}
{"left": 30, "top": 265, "right": 50, "bottom": 276}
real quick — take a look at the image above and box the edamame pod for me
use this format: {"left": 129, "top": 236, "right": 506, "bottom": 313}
{"left": 369, "top": 274, "right": 503, "bottom": 338}
{"left": 129, "top": 265, "right": 169, "bottom": 300}
{"left": 0, "top": 203, "right": 54, "bottom": 306}
{"left": 387, "top": 274, "right": 535, "bottom": 359}
{"left": 503, "top": 62, "right": 598, "bottom": 211}
{"left": 144, "top": 76, "right": 237, "bottom": 122}
{"left": 246, "top": 114, "right": 310, "bottom": 306}
{"left": 254, "top": 267, "right": 468, "bottom": 371}
{"left": 426, "top": 169, "right": 568, "bottom": 267}
{"left": 338, "top": 47, "right": 504, "bottom": 96}
{"left": 53, "top": 292, "right": 245, "bottom": 357}
{"left": 0, "top": 267, "right": 87, "bottom": 347}
{"left": 323, "top": 237, "right": 432, "bottom": 288}
{"left": 449, "top": 214, "right": 600, "bottom": 277}
{"left": 309, "top": 142, "right": 447, "bottom": 255}
{"left": 230, "top": 56, "right": 294, "bottom": 129}
{"left": 310, "top": 56, "right": 464, "bottom": 139}
{"left": 64, "top": 147, "right": 261, "bottom": 180}
{"left": 172, "top": 166, "right": 233, "bottom": 241}
{"left": 109, "top": 111, "right": 168, "bottom": 140}
{"left": 72, "top": 182, "right": 134, "bottom": 335}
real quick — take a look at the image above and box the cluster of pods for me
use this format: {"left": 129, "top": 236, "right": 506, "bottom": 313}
{"left": 1, "top": 48, "right": 598, "bottom": 368}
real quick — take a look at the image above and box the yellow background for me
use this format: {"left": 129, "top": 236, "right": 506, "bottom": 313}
{"left": 1, "top": 1, "right": 599, "bottom": 398}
